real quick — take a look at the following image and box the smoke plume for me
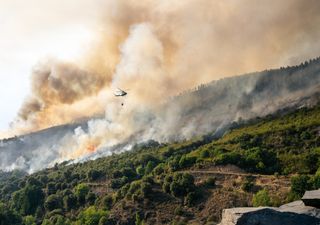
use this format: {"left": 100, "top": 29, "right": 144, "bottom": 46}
{"left": 2, "top": 0, "right": 320, "bottom": 171}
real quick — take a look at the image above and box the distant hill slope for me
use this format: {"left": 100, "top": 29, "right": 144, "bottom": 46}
{"left": 0, "top": 101, "right": 319, "bottom": 225}
{"left": 1, "top": 57, "right": 320, "bottom": 172}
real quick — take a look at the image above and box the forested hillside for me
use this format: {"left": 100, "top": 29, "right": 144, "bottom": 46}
{"left": 0, "top": 103, "right": 319, "bottom": 225}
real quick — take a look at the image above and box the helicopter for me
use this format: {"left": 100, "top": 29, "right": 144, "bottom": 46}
{"left": 114, "top": 88, "right": 127, "bottom": 97}
{"left": 114, "top": 88, "right": 128, "bottom": 106}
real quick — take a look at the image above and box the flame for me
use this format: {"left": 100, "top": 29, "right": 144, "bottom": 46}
{"left": 86, "top": 143, "right": 96, "bottom": 153}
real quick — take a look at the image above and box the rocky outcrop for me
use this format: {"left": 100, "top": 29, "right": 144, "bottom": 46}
{"left": 219, "top": 201, "right": 320, "bottom": 225}
{"left": 302, "top": 190, "right": 320, "bottom": 208}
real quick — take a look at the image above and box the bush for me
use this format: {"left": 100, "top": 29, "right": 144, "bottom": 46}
{"left": 241, "top": 178, "right": 254, "bottom": 192}
{"left": 290, "top": 175, "right": 312, "bottom": 197}
{"left": 178, "top": 156, "right": 196, "bottom": 169}
{"left": 86, "top": 192, "right": 96, "bottom": 205}
{"left": 77, "top": 207, "right": 108, "bottom": 225}
{"left": 87, "top": 170, "right": 103, "bottom": 182}
{"left": 253, "top": 189, "right": 271, "bottom": 207}
{"left": 75, "top": 184, "right": 90, "bottom": 204}
{"left": 313, "top": 172, "right": 320, "bottom": 189}
{"left": 121, "top": 167, "right": 137, "bottom": 181}
{"left": 23, "top": 215, "right": 36, "bottom": 225}
{"left": 174, "top": 206, "right": 184, "bottom": 216}
{"left": 63, "top": 194, "right": 77, "bottom": 210}
{"left": 145, "top": 161, "right": 156, "bottom": 174}
{"left": 110, "top": 177, "right": 128, "bottom": 189}
{"left": 184, "top": 192, "right": 197, "bottom": 206}
{"left": 204, "top": 177, "right": 216, "bottom": 188}
{"left": 170, "top": 173, "right": 195, "bottom": 197}
{"left": 141, "top": 182, "right": 152, "bottom": 197}
{"left": 45, "top": 194, "right": 62, "bottom": 211}
{"left": 0, "top": 203, "right": 22, "bottom": 225}
{"left": 101, "top": 195, "right": 113, "bottom": 210}
{"left": 136, "top": 165, "right": 145, "bottom": 177}
{"left": 200, "top": 149, "right": 210, "bottom": 159}
{"left": 12, "top": 184, "right": 44, "bottom": 215}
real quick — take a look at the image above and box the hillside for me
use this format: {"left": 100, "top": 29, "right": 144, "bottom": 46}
{"left": 0, "top": 102, "right": 319, "bottom": 225}
{"left": 1, "top": 57, "right": 320, "bottom": 173}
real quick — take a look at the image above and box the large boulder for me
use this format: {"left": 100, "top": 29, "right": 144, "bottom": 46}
{"left": 219, "top": 201, "right": 320, "bottom": 225}
{"left": 302, "top": 190, "right": 320, "bottom": 208}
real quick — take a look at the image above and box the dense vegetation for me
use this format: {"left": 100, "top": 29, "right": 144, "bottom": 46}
{"left": 0, "top": 103, "right": 319, "bottom": 225}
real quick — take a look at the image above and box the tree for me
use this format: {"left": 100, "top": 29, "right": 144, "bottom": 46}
{"left": 136, "top": 165, "right": 145, "bottom": 177}
{"left": 12, "top": 184, "right": 44, "bottom": 215}
{"left": 86, "top": 192, "right": 96, "bottom": 205}
{"left": 253, "top": 189, "right": 271, "bottom": 207}
{"left": 141, "top": 182, "right": 152, "bottom": 197}
{"left": 75, "top": 184, "right": 90, "bottom": 205}
{"left": 184, "top": 192, "right": 197, "bottom": 206}
{"left": 0, "top": 202, "right": 22, "bottom": 225}
{"left": 47, "top": 182, "right": 57, "bottom": 195}
{"left": 170, "top": 173, "right": 195, "bottom": 197}
{"left": 291, "top": 175, "right": 312, "bottom": 197}
{"left": 101, "top": 195, "right": 113, "bottom": 210}
{"left": 98, "top": 216, "right": 108, "bottom": 225}
{"left": 200, "top": 149, "right": 210, "bottom": 159}
{"left": 23, "top": 215, "right": 36, "bottom": 225}
{"left": 77, "top": 207, "right": 108, "bottom": 225}
{"left": 87, "top": 170, "right": 103, "bottom": 182}
{"left": 45, "top": 194, "right": 62, "bottom": 211}
{"left": 204, "top": 177, "right": 216, "bottom": 188}
{"left": 145, "top": 161, "right": 156, "bottom": 174}
{"left": 63, "top": 194, "right": 77, "bottom": 210}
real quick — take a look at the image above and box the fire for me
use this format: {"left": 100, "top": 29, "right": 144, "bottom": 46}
{"left": 86, "top": 144, "right": 96, "bottom": 153}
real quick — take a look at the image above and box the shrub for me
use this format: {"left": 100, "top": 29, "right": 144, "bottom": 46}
{"left": 121, "top": 167, "right": 137, "bottom": 181}
{"left": 110, "top": 177, "right": 128, "bottom": 189}
{"left": 178, "top": 156, "right": 196, "bottom": 169}
{"left": 87, "top": 170, "right": 103, "bottom": 182}
{"left": 170, "top": 173, "right": 195, "bottom": 197}
{"left": 136, "top": 165, "right": 145, "bottom": 177}
{"left": 145, "top": 161, "right": 156, "bottom": 174}
{"left": 174, "top": 206, "right": 184, "bottom": 216}
{"left": 200, "top": 149, "right": 210, "bottom": 159}
{"left": 12, "top": 184, "right": 44, "bottom": 215}
{"left": 101, "top": 195, "right": 113, "bottom": 210}
{"left": 0, "top": 203, "right": 22, "bottom": 225}
{"left": 23, "top": 215, "right": 36, "bottom": 225}
{"left": 45, "top": 194, "right": 62, "bottom": 211}
{"left": 253, "top": 189, "right": 271, "bottom": 207}
{"left": 184, "top": 192, "right": 197, "bottom": 206}
{"left": 86, "top": 192, "right": 96, "bottom": 205}
{"left": 63, "top": 194, "right": 77, "bottom": 210}
{"left": 290, "top": 175, "right": 312, "bottom": 197}
{"left": 241, "top": 178, "right": 254, "bottom": 192}
{"left": 153, "top": 163, "right": 166, "bottom": 176}
{"left": 204, "top": 177, "right": 216, "bottom": 188}
{"left": 77, "top": 206, "right": 108, "bottom": 225}
{"left": 75, "top": 184, "right": 90, "bottom": 204}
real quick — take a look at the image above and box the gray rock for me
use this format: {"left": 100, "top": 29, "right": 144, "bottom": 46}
{"left": 302, "top": 190, "right": 320, "bottom": 208}
{"left": 219, "top": 204, "right": 320, "bottom": 225}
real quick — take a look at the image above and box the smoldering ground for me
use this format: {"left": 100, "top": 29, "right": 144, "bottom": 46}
{"left": 1, "top": 0, "right": 320, "bottom": 172}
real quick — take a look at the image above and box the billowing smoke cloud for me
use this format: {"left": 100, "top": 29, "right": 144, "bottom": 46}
{"left": 1, "top": 0, "right": 320, "bottom": 171}
{"left": 9, "top": 0, "right": 320, "bottom": 134}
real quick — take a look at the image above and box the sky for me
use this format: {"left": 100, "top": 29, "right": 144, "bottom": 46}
{"left": 0, "top": 0, "right": 104, "bottom": 130}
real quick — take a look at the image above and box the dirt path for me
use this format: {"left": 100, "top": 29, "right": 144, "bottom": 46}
{"left": 180, "top": 169, "right": 289, "bottom": 179}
